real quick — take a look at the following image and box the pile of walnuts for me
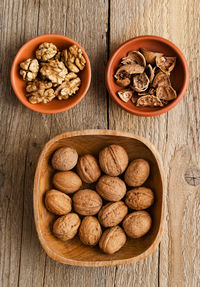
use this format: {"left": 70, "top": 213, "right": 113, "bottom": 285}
{"left": 45, "top": 144, "right": 154, "bottom": 255}
{"left": 114, "top": 48, "right": 177, "bottom": 107}
{"left": 19, "top": 42, "right": 86, "bottom": 104}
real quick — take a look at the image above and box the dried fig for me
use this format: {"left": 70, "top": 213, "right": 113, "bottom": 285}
{"left": 115, "top": 64, "right": 145, "bottom": 79}
{"left": 53, "top": 213, "right": 80, "bottom": 241}
{"left": 45, "top": 189, "right": 72, "bottom": 215}
{"left": 156, "top": 85, "right": 177, "bottom": 101}
{"left": 79, "top": 216, "right": 102, "bottom": 246}
{"left": 140, "top": 48, "right": 163, "bottom": 65}
{"left": 98, "top": 201, "right": 128, "bottom": 227}
{"left": 77, "top": 154, "right": 101, "bottom": 183}
{"left": 125, "top": 159, "right": 150, "bottom": 187}
{"left": 96, "top": 175, "right": 126, "bottom": 201}
{"left": 146, "top": 64, "right": 156, "bottom": 83}
{"left": 116, "top": 77, "right": 131, "bottom": 88}
{"left": 132, "top": 73, "right": 149, "bottom": 92}
{"left": 99, "top": 144, "right": 128, "bottom": 176}
{"left": 99, "top": 226, "right": 126, "bottom": 254}
{"left": 125, "top": 187, "right": 154, "bottom": 210}
{"left": 123, "top": 211, "right": 152, "bottom": 238}
{"left": 156, "top": 56, "right": 176, "bottom": 74}
{"left": 53, "top": 171, "right": 82, "bottom": 194}
{"left": 51, "top": 147, "right": 78, "bottom": 171}
{"left": 152, "top": 70, "right": 171, "bottom": 88}
{"left": 73, "top": 189, "right": 102, "bottom": 216}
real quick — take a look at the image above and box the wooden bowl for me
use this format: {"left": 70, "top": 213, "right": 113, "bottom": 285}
{"left": 106, "top": 35, "right": 189, "bottom": 117}
{"left": 11, "top": 34, "right": 91, "bottom": 114}
{"left": 34, "top": 130, "right": 165, "bottom": 266}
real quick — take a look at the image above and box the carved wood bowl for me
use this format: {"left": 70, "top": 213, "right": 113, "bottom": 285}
{"left": 34, "top": 130, "right": 165, "bottom": 266}
{"left": 106, "top": 35, "right": 189, "bottom": 117}
{"left": 11, "top": 34, "right": 91, "bottom": 114}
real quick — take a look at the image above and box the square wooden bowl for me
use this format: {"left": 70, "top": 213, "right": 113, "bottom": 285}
{"left": 34, "top": 130, "right": 165, "bottom": 266}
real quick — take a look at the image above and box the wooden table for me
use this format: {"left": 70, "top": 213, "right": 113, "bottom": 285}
{"left": 1, "top": 0, "right": 200, "bottom": 286}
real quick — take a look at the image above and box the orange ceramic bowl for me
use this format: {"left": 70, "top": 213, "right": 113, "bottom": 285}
{"left": 11, "top": 34, "right": 91, "bottom": 113}
{"left": 106, "top": 35, "right": 189, "bottom": 117}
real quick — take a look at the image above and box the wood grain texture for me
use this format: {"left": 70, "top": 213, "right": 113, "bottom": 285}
{"left": 0, "top": 0, "right": 199, "bottom": 286}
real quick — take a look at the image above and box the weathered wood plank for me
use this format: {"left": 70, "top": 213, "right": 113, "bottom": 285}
{"left": 109, "top": 0, "right": 200, "bottom": 286}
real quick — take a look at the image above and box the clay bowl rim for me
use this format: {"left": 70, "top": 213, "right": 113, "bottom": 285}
{"left": 106, "top": 35, "right": 189, "bottom": 117}
{"left": 10, "top": 34, "right": 91, "bottom": 114}
{"left": 33, "top": 129, "right": 165, "bottom": 267}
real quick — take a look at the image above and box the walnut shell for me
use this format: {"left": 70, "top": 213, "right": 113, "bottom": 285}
{"left": 125, "top": 159, "right": 150, "bottom": 187}
{"left": 125, "top": 187, "right": 154, "bottom": 210}
{"left": 79, "top": 216, "right": 102, "bottom": 246}
{"left": 98, "top": 201, "right": 128, "bottom": 227}
{"left": 123, "top": 211, "right": 152, "bottom": 238}
{"left": 51, "top": 147, "right": 78, "bottom": 171}
{"left": 96, "top": 175, "right": 126, "bottom": 201}
{"left": 99, "top": 145, "right": 128, "bottom": 176}
{"left": 53, "top": 213, "right": 80, "bottom": 241}
{"left": 45, "top": 189, "right": 72, "bottom": 215}
{"left": 77, "top": 154, "right": 101, "bottom": 183}
{"left": 73, "top": 189, "right": 102, "bottom": 216}
{"left": 99, "top": 226, "right": 126, "bottom": 254}
{"left": 53, "top": 171, "right": 82, "bottom": 194}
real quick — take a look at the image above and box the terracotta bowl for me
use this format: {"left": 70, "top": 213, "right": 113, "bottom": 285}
{"left": 34, "top": 129, "right": 165, "bottom": 266}
{"left": 106, "top": 35, "right": 189, "bottom": 117}
{"left": 11, "top": 34, "right": 91, "bottom": 113}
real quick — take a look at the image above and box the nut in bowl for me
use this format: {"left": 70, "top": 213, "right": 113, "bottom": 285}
{"left": 106, "top": 35, "right": 189, "bottom": 117}
{"left": 34, "top": 130, "right": 165, "bottom": 266}
{"left": 11, "top": 34, "right": 91, "bottom": 113}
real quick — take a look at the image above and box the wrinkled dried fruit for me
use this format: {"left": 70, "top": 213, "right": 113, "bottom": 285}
{"left": 99, "top": 226, "right": 126, "bottom": 254}
{"left": 99, "top": 144, "right": 128, "bottom": 176}
{"left": 40, "top": 60, "right": 68, "bottom": 85}
{"left": 36, "top": 42, "right": 57, "bottom": 61}
{"left": 138, "top": 88, "right": 155, "bottom": 97}
{"left": 123, "top": 211, "right": 152, "bottom": 238}
{"left": 45, "top": 189, "right": 72, "bottom": 215}
{"left": 98, "top": 201, "right": 128, "bottom": 227}
{"left": 51, "top": 147, "right": 78, "bottom": 171}
{"left": 136, "top": 95, "right": 163, "bottom": 107}
{"left": 156, "top": 85, "right": 177, "bottom": 101}
{"left": 121, "top": 51, "right": 146, "bottom": 67}
{"left": 73, "top": 189, "right": 102, "bottom": 216}
{"left": 115, "top": 64, "right": 145, "bottom": 79}
{"left": 53, "top": 213, "right": 80, "bottom": 241}
{"left": 125, "top": 187, "right": 154, "bottom": 210}
{"left": 20, "top": 58, "right": 39, "bottom": 81}
{"left": 96, "top": 175, "right": 126, "bottom": 201}
{"left": 77, "top": 154, "right": 101, "bottom": 183}
{"left": 118, "top": 89, "right": 133, "bottom": 102}
{"left": 125, "top": 159, "right": 150, "bottom": 187}
{"left": 132, "top": 73, "right": 149, "bottom": 92}
{"left": 53, "top": 171, "right": 82, "bottom": 194}
{"left": 152, "top": 70, "right": 171, "bottom": 88}
{"left": 140, "top": 48, "right": 163, "bottom": 65}
{"left": 79, "top": 216, "right": 102, "bottom": 246}
{"left": 156, "top": 56, "right": 176, "bottom": 74}
{"left": 116, "top": 77, "right": 131, "bottom": 87}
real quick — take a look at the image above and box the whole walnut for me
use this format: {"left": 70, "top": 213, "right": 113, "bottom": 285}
{"left": 79, "top": 216, "right": 102, "bottom": 246}
{"left": 53, "top": 213, "right": 80, "bottom": 241}
{"left": 125, "top": 187, "right": 154, "bottom": 210}
{"left": 73, "top": 189, "right": 102, "bottom": 216}
{"left": 125, "top": 159, "right": 150, "bottom": 187}
{"left": 96, "top": 175, "right": 126, "bottom": 201}
{"left": 53, "top": 171, "right": 82, "bottom": 194}
{"left": 98, "top": 201, "right": 128, "bottom": 227}
{"left": 45, "top": 189, "right": 72, "bottom": 215}
{"left": 99, "top": 145, "right": 128, "bottom": 176}
{"left": 77, "top": 154, "right": 101, "bottom": 183}
{"left": 99, "top": 226, "right": 126, "bottom": 254}
{"left": 51, "top": 147, "right": 78, "bottom": 171}
{"left": 123, "top": 211, "right": 152, "bottom": 238}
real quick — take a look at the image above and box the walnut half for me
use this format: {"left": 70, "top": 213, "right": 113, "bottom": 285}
{"left": 20, "top": 59, "right": 39, "bottom": 81}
